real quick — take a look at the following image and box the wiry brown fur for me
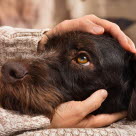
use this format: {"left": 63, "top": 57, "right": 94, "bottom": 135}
{"left": 0, "top": 59, "right": 63, "bottom": 119}
{"left": 0, "top": 31, "right": 136, "bottom": 120}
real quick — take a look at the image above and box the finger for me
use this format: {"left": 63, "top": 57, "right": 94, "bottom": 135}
{"left": 37, "top": 30, "right": 50, "bottom": 52}
{"left": 80, "top": 89, "right": 108, "bottom": 116}
{"left": 75, "top": 18, "right": 104, "bottom": 34}
{"left": 79, "top": 111, "right": 127, "bottom": 128}
{"left": 37, "top": 34, "right": 48, "bottom": 52}
{"left": 46, "top": 19, "right": 104, "bottom": 38}
{"left": 88, "top": 15, "right": 136, "bottom": 53}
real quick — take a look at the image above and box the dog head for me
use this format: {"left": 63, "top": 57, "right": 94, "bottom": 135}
{"left": 0, "top": 31, "right": 135, "bottom": 120}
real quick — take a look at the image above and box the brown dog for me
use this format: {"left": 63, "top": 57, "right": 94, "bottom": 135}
{"left": 0, "top": 31, "right": 135, "bottom": 120}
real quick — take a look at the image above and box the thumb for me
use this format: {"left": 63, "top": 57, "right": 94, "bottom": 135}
{"left": 81, "top": 89, "right": 108, "bottom": 116}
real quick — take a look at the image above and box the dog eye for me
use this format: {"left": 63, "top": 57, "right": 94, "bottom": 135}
{"left": 76, "top": 54, "right": 90, "bottom": 66}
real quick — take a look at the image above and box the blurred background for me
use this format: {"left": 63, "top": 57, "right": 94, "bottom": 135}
{"left": 0, "top": 0, "right": 136, "bottom": 28}
{"left": 0, "top": 0, "right": 136, "bottom": 42}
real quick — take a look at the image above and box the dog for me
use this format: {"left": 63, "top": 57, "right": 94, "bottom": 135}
{"left": 0, "top": 31, "right": 135, "bottom": 120}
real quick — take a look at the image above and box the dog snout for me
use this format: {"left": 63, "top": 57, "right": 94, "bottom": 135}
{"left": 1, "top": 61, "right": 28, "bottom": 83}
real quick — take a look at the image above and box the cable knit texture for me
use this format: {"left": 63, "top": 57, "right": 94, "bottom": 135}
{"left": 0, "top": 26, "right": 136, "bottom": 136}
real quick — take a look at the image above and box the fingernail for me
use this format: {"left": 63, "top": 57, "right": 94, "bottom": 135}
{"left": 92, "top": 26, "right": 104, "bottom": 34}
{"left": 100, "top": 89, "right": 108, "bottom": 99}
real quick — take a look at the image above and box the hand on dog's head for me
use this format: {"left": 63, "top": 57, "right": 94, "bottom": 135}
{"left": 0, "top": 31, "right": 136, "bottom": 120}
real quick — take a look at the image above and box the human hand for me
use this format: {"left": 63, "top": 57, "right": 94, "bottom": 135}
{"left": 50, "top": 89, "right": 127, "bottom": 128}
{"left": 39, "top": 15, "right": 136, "bottom": 53}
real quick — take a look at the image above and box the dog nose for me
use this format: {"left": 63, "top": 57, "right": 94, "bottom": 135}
{"left": 1, "top": 61, "right": 28, "bottom": 83}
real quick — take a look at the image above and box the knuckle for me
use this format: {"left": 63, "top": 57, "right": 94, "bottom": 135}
{"left": 62, "top": 20, "right": 70, "bottom": 24}
{"left": 57, "top": 20, "right": 71, "bottom": 30}
{"left": 84, "top": 14, "right": 97, "bottom": 20}
{"left": 112, "top": 23, "right": 120, "bottom": 29}
{"left": 69, "top": 101, "right": 76, "bottom": 106}
{"left": 92, "top": 103, "right": 102, "bottom": 110}
{"left": 90, "top": 14, "right": 97, "bottom": 18}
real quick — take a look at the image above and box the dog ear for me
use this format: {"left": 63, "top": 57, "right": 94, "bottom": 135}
{"left": 128, "top": 54, "right": 136, "bottom": 120}
{"left": 37, "top": 30, "right": 49, "bottom": 53}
